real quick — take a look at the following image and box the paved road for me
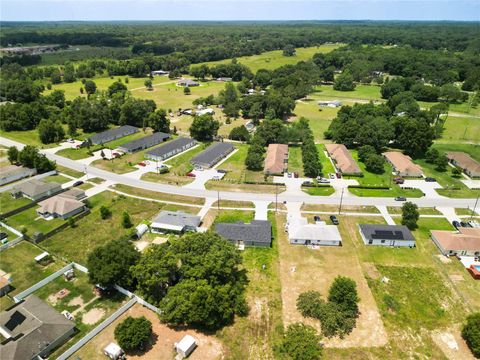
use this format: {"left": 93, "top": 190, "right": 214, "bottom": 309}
{"left": 1, "top": 136, "right": 478, "bottom": 209}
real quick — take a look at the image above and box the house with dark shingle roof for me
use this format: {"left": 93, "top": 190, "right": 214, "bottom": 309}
{"left": 191, "top": 142, "right": 235, "bottom": 168}
{"left": 89, "top": 125, "right": 138, "bottom": 145}
{"left": 10, "top": 179, "right": 62, "bottom": 201}
{"left": 359, "top": 224, "right": 416, "bottom": 247}
{"left": 0, "top": 295, "right": 75, "bottom": 360}
{"left": 145, "top": 137, "right": 197, "bottom": 162}
{"left": 117, "top": 132, "right": 170, "bottom": 154}
{"left": 215, "top": 220, "right": 272, "bottom": 247}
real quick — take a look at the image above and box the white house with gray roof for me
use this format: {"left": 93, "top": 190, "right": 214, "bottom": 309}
{"left": 150, "top": 211, "right": 201, "bottom": 234}
{"left": 89, "top": 125, "right": 138, "bottom": 145}
{"left": 359, "top": 224, "right": 415, "bottom": 247}
{"left": 10, "top": 179, "right": 62, "bottom": 201}
{"left": 288, "top": 216, "right": 342, "bottom": 246}
{"left": 215, "top": 220, "right": 272, "bottom": 247}
{"left": 191, "top": 142, "right": 235, "bottom": 168}
{"left": 117, "top": 132, "right": 170, "bottom": 154}
{"left": 145, "top": 137, "right": 197, "bottom": 162}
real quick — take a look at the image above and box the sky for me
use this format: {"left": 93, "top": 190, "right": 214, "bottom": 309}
{"left": 1, "top": 0, "right": 479, "bottom": 22}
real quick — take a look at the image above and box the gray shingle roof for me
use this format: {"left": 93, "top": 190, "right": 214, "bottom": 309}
{"left": 191, "top": 142, "right": 234, "bottom": 168}
{"left": 152, "top": 211, "right": 201, "bottom": 229}
{"left": 117, "top": 132, "right": 170, "bottom": 152}
{"left": 215, "top": 220, "right": 272, "bottom": 244}
{"left": 145, "top": 137, "right": 196, "bottom": 159}
{"left": 359, "top": 224, "right": 415, "bottom": 242}
{"left": 11, "top": 179, "right": 61, "bottom": 198}
{"left": 0, "top": 295, "right": 75, "bottom": 360}
{"left": 89, "top": 125, "right": 138, "bottom": 145}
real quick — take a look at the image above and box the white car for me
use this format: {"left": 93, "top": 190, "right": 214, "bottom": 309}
{"left": 317, "top": 177, "right": 330, "bottom": 184}
{"left": 468, "top": 220, "right": 480, "bottom": 228}
{"left": 329, "top": 173, "right": 335, "bottom": 179}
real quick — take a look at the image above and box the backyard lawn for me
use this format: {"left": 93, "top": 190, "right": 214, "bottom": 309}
{"left": 5, "top": 207, "right": 66, "bottom": 237}
{"left": 0, "top": 191, "right": 31, "bottom": 214}
{"left": 43, "top": 174, "right": 72, "bottom": 184}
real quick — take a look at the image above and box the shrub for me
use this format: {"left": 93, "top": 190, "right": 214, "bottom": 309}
{"left": 463, "top": 313, "right": 480, "bottom": 357}
{"left": 114, "top": 316, "right": 152, "bottom": 352}
{"left": 100, "top": 205, "right": 112, "bottom": 220}
{"left": 122, "top": 211, "right": 133, "bottom": 228}
{"left": 280, "top": 323, "right": 323, "bottom": 360}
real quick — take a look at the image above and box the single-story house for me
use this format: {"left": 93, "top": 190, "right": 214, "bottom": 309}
{"left": 318, "top": 100, "right": 342, "bottom": 108}
{"left": 383, "top": 151, "right": 423, "bottom": 177}
{"left": 37, "top": 194, "right": 86, "bottom": 220}
{"left": 177, "top": 78, "right": 199, "bottom": 87}
{"left": 61, "top": 188, "right": 86, "bottom": 200}
{"left": 446, "top": 152, "right": 480, "bottom": 178}
{"left": 325, "top": 144, "right": 362, "bottom": 175}
{"left": 431, "top": 228, "right": 480, "bottom": 257}
{"left": 216, "top": 77, "right": 233, "bottom": 82}
{"left": 191, "top": 142, "right": 235, "bottom": 168}
{"left": 89, "top": 125, "right": 138, "bottom": 145}
{"left": 0, "top": 275, "right": 12, "bottom": 297}
{"left": 359, "top": 224, "right": 416, "bottom": 247}
{"left": 264, "top": 144, "right": 289, "bottom": 175}
{"left": 196, "top": 108, "right": 215, "bottom": 116}
{"left": 287, "top": 217, "right": 342, "bottom": 246}
{"left": 215, "top": 220, "right": 272, "bottom": 247}
{"left": 151, "top": 70, "right": 169, "bottom": 76}
{"left": 117, "top": 132, "right": 170, "bottom": 154}
{"left": 10, "top": 179, "right": 62, "bottom": 201}
{"left": 145, "top": 137, "right": 197, "bottom": 162}
{"left": 151, "top": 211, "right": 201, "bottom": 234}
{"left": 0, "top": 295, "right": 75, "bottom": 360}
{"left": 0, "top": 165, "right": 36, "bottom": 186}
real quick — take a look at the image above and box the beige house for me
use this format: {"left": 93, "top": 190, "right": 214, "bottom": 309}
{"left": 325, "top": 144, "right": 362, "bottom": 175}
{"left": 264, "top": 144, "right": 289, "bottom": 175}
{"left": 431, "top": 228, "right": 480, "bottom": 257}
{"left": 446, "top": 152, "right": 480, "bottom": 178}
{"left": 11, "top": 179, "right": 62, "bottom": 201}
{"left": 37, "top": 194, "right": 86, "bottom": 220}
{"left": 383, "top": 151, "right": 423, "bottom": 177}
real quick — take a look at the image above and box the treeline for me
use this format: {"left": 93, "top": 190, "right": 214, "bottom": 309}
{"left": 7, "top": 145, "right": 56, "bottom": 173}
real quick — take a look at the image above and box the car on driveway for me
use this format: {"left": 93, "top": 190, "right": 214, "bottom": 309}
{"left": 0, "top": 232, "right": 7, "bottom": 240}
{"left": 335, "top": 172, "right": 342, "bottom": 179}
{"left": 394, "top": 177, "right": 404, "bottom": 184}
{"left": 186, "top": 172, "right": 196, "bottom": 177}
{"left": 287, "top": 172, "right": 292, "bottom": 178}
{"left": 302, "top": 180, "right": 313, "bottom": 186}
{"left": 72, "top": 181, "right": 84, "bottom": 187}
{"left": 138, "top": 162, "right": 146, "bottom": 167}
{"left": 468, "top": 220, "right": 480, "bottom": 228}
{"left": 293, "top": 172, "right": 299, "bottom": 178}
{"left": 394, "top": 196, "right": 407, "bottom": 201}
{"left": 329, "top": 173, "right": 335, "bottom": 179}
{"left": 330, "top": 215, "right": 339, "bottom": 225}
{"left": 452, "top": 220, "right": 461, "bottom": 229}
{"left": 425, "top": 177, "right": 437, "bottom": 182}
{"left": 317, "top": 177, "right": 330, "bottom": 184}
{"left": 314, "top": 215, "right": 321, "bottom": 222}
{"left": 217, "top": 169, "right": 227, "bottom": 174}
{"left": 460, "top": 221, "right": 472, "bottom": 228}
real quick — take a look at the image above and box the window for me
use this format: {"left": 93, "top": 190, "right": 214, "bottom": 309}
{"left": 381, "top": 240, "right": 385, "bottom": 244}
{"left": 368, "top": 240, "right": 373, "bottom": 244}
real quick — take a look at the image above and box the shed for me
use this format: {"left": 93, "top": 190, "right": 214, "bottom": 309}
{"left": 175, "top": 335, "right": 197, "bottom": 358}
{"left": 134, "top": 224, "right": 149, "bottom": 239}
{"left": 103, "top": 342, "right": 124, "bottom": 360}
{"left": 34, "top": 252, "right": 50, "bottom": 263}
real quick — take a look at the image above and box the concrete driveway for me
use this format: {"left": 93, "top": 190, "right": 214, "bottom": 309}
{"left": 401, "top": 180, "right": 444, "bottom": 198}
{"left": 183, "top": 169, "right": 225, "bottom": 190}
{"left": 462, "top": 179, "right": 480, "bottom": 189}
{"left": 273, "top": 174, "right": 308, "bottom": 195}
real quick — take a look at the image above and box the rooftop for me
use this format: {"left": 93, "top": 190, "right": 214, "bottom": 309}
{"left": 11, "top": 179, "right": 61, "bottom": 198}
{"left": 215, "top": 220, "right": 272, "bottom": 244}
{"left": 145, "top": 137, "right": 196, "bottom": 158}
{"left": 288, "top": 217, "right": 342, "bottom": 242}
{"left": 264, "top": 144, "right": 288, "bottom": 174}
{"left": 37, "top": 194, "right": 85, "bottom": 216}
{"left": 431, "top": 228, "right": 480, "bottom": 252}
{"left": 383, "top": 151, "right": 423, "bottom": 176}
{"left": 89, "top": 125, "right": 138, "bottom": 144}
{"left": 359, "top": 224, "right": 415, "bottom": 242}
{"left": 191, "top": 142, "right": 235, "bottom": 168}
{"left": 446, "top": 152, "right": 480, "bottom": 174}
{"left": 117, "top": 132, "right": 170, "bottom": 152}
{"left": 152, "top": 211, "right": 201, "bottom": 230}
{"left": 325, "top": 143, "right": 361, "bottom": 174}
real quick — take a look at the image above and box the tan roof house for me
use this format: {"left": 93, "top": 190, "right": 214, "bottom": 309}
{"left": 264, "top": 144, "right": 289, "bottom": 175}
{"left": 446, "top": 152, "right": 480, "bottom": 178}
{"left": 37, "top": 194, "right": 86, "bottom": 220}
{"left": 10, "top": 179, "right": 62, "bottom": 201}
{"left": 431, "top": 228, "right": 480, "bottom": 257}
{"left": 383, "top": 151, "right": 423, "bottom": 177}
{"left": 325, "top": 144, "right": 362, "bottom": 175}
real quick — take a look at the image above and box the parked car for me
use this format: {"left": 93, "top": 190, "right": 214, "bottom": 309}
{"left": 425, "top": 177, "right": 437, "bottom": 182}
{"left": 186, "top": 172, "right": 196, "bottom": 177}
{"left": 67, "top": 138, "right": 75, "bottom": 143}
{"left": 317, "top": 177, "right": 330, "bottom": 184}
{"left": 394, "top": 178, "right": 404, "bottom": 184}
{"left": 293, "top": 172, "right": 299, "bottom": 178}
{"left": 460, "top": 221, "right": 472, "bottom": 228}
{"left": 217, "top": 169, "right": 227, "bottom": 174}
{"left": 287, "top": 172, "right": 292, "bottom": 178}
{"left": 330, "top": 215, "right": 339, "bottom": 225}
{"left": 468, "top": 220, "right": 480, "bottom": 228}
{"left": 194, "top": 165, "right": 203, "bottom": 171}
{"left": 452, "top": 220, "right": 461, "bottom": 229}
{"left": 329, "top": 173, "right": 335, "bottom": 179}
{"left": 394, "top": 196, "right": 407, "bottom": 201}
{"left": 0, "top": 232, "right": 7, "bottom": 240}
{"left": 212, "top": 175, "right": 220, "bottom": 180}
{"left": 137, "top": 162, "right": 146, "bottom": 167}
{"left": 302, "top": 180, "right": 313, "bottom": 186}
{"left": 335, "top": 172, "right": 342, "bottom": 179}
{"left": 72, "top": 181, "right": 84, "bottom": 187}
{"left": 314, "top": 215, "right": 321, "bottom": 222}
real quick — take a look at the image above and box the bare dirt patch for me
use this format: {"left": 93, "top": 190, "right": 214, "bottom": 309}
{"left": 432, "top": 327, "right": 475, "bottom": 360}
{"left": 82, "top": 308, "right": 106, "bottom": 325}
{"left": 277, "top": 214, "right": 388, "bottom": 348}
{"left": 363, "top": 262, "right": 381, "bottom": 280}
{"left": 449, "top": 274, "right": 465, "bottom": 282}
{"left": 152, "top": 236, "right": 168, "bottom": 245}
{"left": 74, "top": 303, "right": 224, "bottom": 360}
{"left": 437, "top": 254, "right": 452, "bottom": 264}
{"left": 68, "top": 296, "right": 85, "bottom": 307}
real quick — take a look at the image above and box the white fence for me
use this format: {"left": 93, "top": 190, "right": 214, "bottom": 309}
{"left": 114, "top": 284, "right": 162, "bottom": 314}
{"left": 0, "top": 236, "right": 23, "bottom": 252}
{"left": 56, "top": 298, "right": 137, "bottom": 360}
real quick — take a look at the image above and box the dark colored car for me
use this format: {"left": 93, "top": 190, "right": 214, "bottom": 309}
{"left": 395, "top": 196, "right": 407, "bottom": 201}
{"left": 394, "top": 178, "right": 404, "bottom": 184}
{"left": 186, "top": 172, "right": 196, "bottom": 177}
{"left": 314, "top": 215, "right": 321, "bottom": 222}
{"left": 0, "top": 232, "right": 7, "bottom": 240}
{"left": 72, "top": 181, "right": 84, "bottom": 187}
{"left": 452, "top": 220, "right": 461, "bottom": 229}
{"left": 460, "top": 221, "right": 472, "bottom": 228}
{"left": 217, "top": 169, "right": 227, "bottom": 174}
{"left": 425, "top": 177, "right": 437, "bottom": 182}
{"left": 330, "top": 215, "right": 339, "bottom": 225}
{"left": 336, "top": 172, "right": 342, "bottom": 179}
{"left": 294, "top": 172, "right": 299, "bottom": 178}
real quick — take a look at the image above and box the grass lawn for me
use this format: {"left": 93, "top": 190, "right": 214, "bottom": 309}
{"left": 317, "top": 144, "right": 336, "bottom": 175}
{"left": 456, "top": 208, "right": 478, "bottom": 216}
{"left": 302, "top": 186, "right": 335, "bottom": 196}
{"left": 0, "top": 241, "right": 64, "bottom": 298}
{"left": 41, "top": 191, "right": 165, "bottom": 264}
{"left": 205, "top": 180, "right": 284, "bottom": 194}
{"left": 111, "top": 184, "right": 205, "bottom": 205}
{"left": 287, "top": 145, "right": 304, "bottom": 176}
{"left": 140, "top": 171, "right": 194, "bottom": 186}
{"left": 57, "top": 165, "right": 85, "bottom": 178}
{"left": 213, "top": 209, "right": 255, "bottom": 224}
{"left": 43, "top": 174, "right": 71, "bottom": 184}
{"left": 292, "top": 101, "right": 337, "bottom": 142}
{"left": 211, "top": 200, "right": 254, "bottom": 209}
{"left": 313, "top": 84, "right": 382, "bottom": 101}
{"left": 348, "top": 187, "right": 424, "bottom": 198}
{"left": 213, "top": 144, "right": 266, "bottom": 183}
{"left": 4, "top": 207, "right": 66, "bottom": 237}
{"left": 0, "top": 129, "right": 60, "bottom": 149}
{"left": 387, "top": 206, "right": 442, "bottom": 215}
{"left": 0, "top": 191, "right": 32, "bottom": 214}
{"left": 301, "top": 204, "right": 380, "bottom": 213}
{"left": 164, "top": 144, "right": 206, "bottom": 176}
{"left": 346, "top": 149, "right": 393, "bottom": 187}
{"left": 196, "top": 44, "right": 343, "bottom": 73}
{"left": 441, "top": 116, "right": 480, "bottom": 144}
{"left": 217, "top": 213, "right": 283, "bottom": 359}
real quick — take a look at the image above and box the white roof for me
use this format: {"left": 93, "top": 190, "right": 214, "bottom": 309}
{"left": 176, "top": 334, "right": 196, "bottom": 353}
{"left": 34, "top": 252, "right": 50, "bottom": 262}
{"left": 288, "top": 217, "right": 342, "bottom": 242}
{"left": 196, "top": 108, "right": 214, "bottom": 116}
{"left": 104, "top": 342, "right": 123, "bottom": 357}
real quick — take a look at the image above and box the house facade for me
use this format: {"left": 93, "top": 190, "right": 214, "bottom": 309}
{"left": 215, "top": 220, "right": 272, "bottom": 248}
{"left": 325, "top": 143, "right": 362, "bottom": 175}
{"left": 191, "top": 142, "right": 235, "bottom": 168}
{"left": 89, "top": 125, "right": 138, "bottom": 145}
{"left": 446, "top": 152, "right": 480, "bottom": 178}
{"left": 37, "top": 194, "right": 87, "bottom": 220}
{"left": 383, "top": 151, "right": 423, "bottom": 177}
{"left": 359, "top": 224, "right": 416, "bottom": 247}
{"left": 11, "top": 179, "right": 62, "bottom": 201}
{"left": 287, "top": 217, "right": 342, "bottom": 246}
{"left": 145, "top": 137, "right": 197, "bottom": 162}
{"left": 0, "top": 166, "right": 36, "bottom": 186}
{"left": 431, "top": 228, "right": 480, "bottom": 257}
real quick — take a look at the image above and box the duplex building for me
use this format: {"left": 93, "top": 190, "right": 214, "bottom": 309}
{"left": 0, "top": 165, "right": 36, "bottom": 186}
{"left": 288, "top": 217, "right": 342, "bottom": 246}
{"left": 177, "top": 78, "right": 199, "bottom": 87}
{"left": 264, "top": 144, "right": 289, "bottom": 175}
{"left": 0, "top": 295, "right": 75, "bottom": 360}
{"left": 89, "top": 125, "right": 138, "bottom": 145}
{"left": 191, "top": 142, "right": 235, "bottom": 168}
{"left": 37, "top": 194, "right": 87, "bottom": 220}
{"left": 11, "top": 179, "right": 62, "bottom": 201}
{"left": 383, "top": 151, "right": 423, "bottom": 177}
{"left": 117, "top": 132, "right": 170, "bottom": 154}
{"left": 325, "top": 144, "right": 362, "bottom": 175}
{"left": 318, "top": 100, "right": 342, "bottom": 108}
{"left": 215, "top": 220, "right": 272, "bottom": 247}
{"left": 431, "top": 228, "right": 480, "bottom": 257}
{"left": 150, "top": 211, "right": 201, "bottom": 234}
{"left": 359, "top": 224, "right": 416, "bottom": 247}
{"left": 145, "top": 137, "right": 197, "bottom": 162}
{"left": 446, "top": 152, "right": 480, "bottom": 178}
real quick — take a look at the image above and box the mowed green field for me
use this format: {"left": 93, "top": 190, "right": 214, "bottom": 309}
{"left": 195, "top": 44, "right": 344, "bottom": 73}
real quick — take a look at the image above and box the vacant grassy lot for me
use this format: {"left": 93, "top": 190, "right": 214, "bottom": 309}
{"left": 387, "top": 206, "right": 442, "bottom": 216}
{"left": 314, "top": 84, "right": 382, "bottom": 101}
{"left": 43, "top": 174, "right": 71, "bottom": 184}
{"left": 140, "top": 171, "right": 194, "bottom": 186}
{"left": 205, "top": 180, "right": 284, "bottom": 194}
{"left": 211, "top": 200, "right": 254, "bottom": 209}
{"left": 0, "top": 192, "right": 32, "bottom": 214}
{"left": 111, "top": 184, "right": 205, "bottom": 205}
{"left": 213, "top": 209, "right": 255, "bottom": 225}
{"left": 196, "top": 44, "right": 343, "bottom": 73}
{"left": 302, "top": 186, "right": 336, "bottom": 196}
{"left": 287, "top": 146, "right": 304, "bottom": 176}
{"left": 301, "top": 204, "right": 380, "bottom": 213}
{"left": 292, "top": 100, "right": 337, "bottom": 142}
{"left": 5, "top": 207, "right": 66, "bottom": 237}
{"left": 441, "top": 116, "right": 480, "bottom": 143}
{"left": 212, "top": 144, "right": 266, "bottom": 183}
{"left": 57, "top": 165, "right": 85, "bottom": 178}
{"left": 0, "top": 129, "right": 60, "bottom": 149}
{"left": 162, "top": 143, "right": 206, "bottom": 176}
{"left": 348, "top": 186, "right": 424, "bottom": 198}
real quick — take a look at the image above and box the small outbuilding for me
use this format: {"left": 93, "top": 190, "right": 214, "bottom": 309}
{"left": 103, "top": 342, "right": 125, "bottom": 360}
{"left": 134, "top": 223, "right": 149, "bottom": 239}
{"left": 175, "top": 334, "right": 197, "bottom": 358}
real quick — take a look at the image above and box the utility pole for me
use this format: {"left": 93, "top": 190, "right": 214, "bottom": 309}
{"left": 471, "top": 194, "right": 479, "bottom": 221}
{"left": 84, "top": 165, "right": 88, "bottom": 181}
{"left": 338, "top": 187, "right": 344, "bottom": 215}
{"left": 275, "top": 184, "right": 278, "bottom": 213}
